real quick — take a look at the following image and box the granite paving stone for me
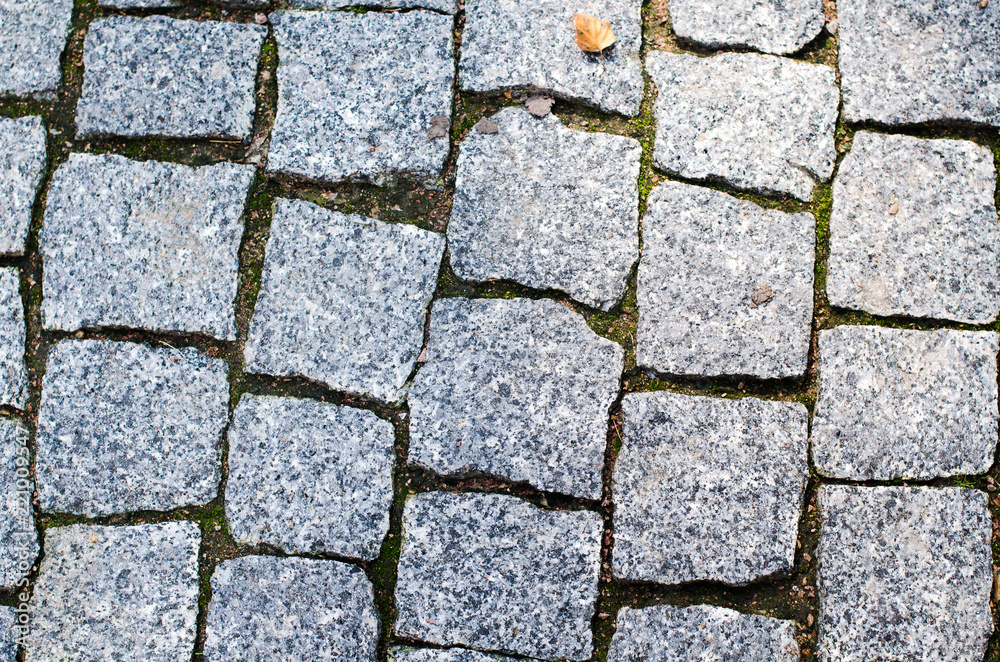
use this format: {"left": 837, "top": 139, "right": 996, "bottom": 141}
{"left": 647, "top": 51, "right": 838, "bottom": 200}
{"left": 827, "top": 132, "right": 1000, "bottom": 324}
{"left": 636, "top": 181, "right": 815, "bottom": 379}
{"left": 609, "top": 605, "right": 800, "bottom": 662}
{"left": 244, "top": 198, "right": 444, "bottom": 403}
{"left": 448, "top": 107, "right": 640, "bottom": 310}
{"left": 409, "top": 297, "right": 623, "bottom": 499}
{"left": 395, "top": 491, "right": 602, "bottom": 661}
{"left": 226, "top": 395, "right": 395, "bottom": 560}
{"left": 75, "top": 16, "right": 267, "bottom": 139}
{"left": 669, "top": 0, "right": 825, "bottom": 55}
{"left": 613, "top": 391, "right": 808, "bottom": 586}
{"left": 0, "top": 269, "right": 26, "bottom": 410}
{"left": 812, "top": 325, "right": 998, "bottom": 481}
{"left": 390, "top": 648, "right": 520, "bottom": 662}
{"left": 35, "top": 339, "right": 228, "bottom": 516}
{"left": 818, "top": 486, "right": 992, "bottom": 662}
{"left": 41, "top": 154, "right": 256, "bottom": 340}
{"left": 0, "top": 0, "right": 74, "bottom": 98}
{"left": 1, "top": 418, "right": 38, "bottom": 590}
{"left": 99, "top": 0, "right": 180, "bottom": 6}
{"left": 838, "top": 0, "right": 1000, "bottom": 126}
{"left": 1, "top": 607, "right": 13, "bottom": 662}
{"left": 289, "top": 0, "right": 457, "bottom": 11}
{"left": 268, "top": 10, "right": 454, "bottom": 186}
{"left": 25, "top": 522, "right": 201, "bottom": 662}
{"left": 204, "top": 556, "right": 379, "bottom": 662}
{"left": 459, "top": 0, "right": 643, "bottom": 116}
{"left": 0, "top": 116, "right": 46, "bottom": 256}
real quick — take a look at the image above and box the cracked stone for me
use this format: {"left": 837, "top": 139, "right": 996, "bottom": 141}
{"left": 1, "top": 418, "right": 38, "bottom": 590}
{"left": 0, "top": 116, "right": 46, "bottom": 256}
{"left": 390, "top": 648, "right": 521, "bottom": 662}
{"left": 0, "top": 269, "right": 26, "bottom": 410}
{"left": 0, "top": 0, "right": 73, "bottom": 98}
{"left": 669, "top": 0, "right": 824, "bottom": 55}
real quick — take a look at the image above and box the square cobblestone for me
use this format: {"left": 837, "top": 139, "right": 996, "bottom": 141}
{"left": 1, "top": 418, "right": 38, "bottom": 590}
{"left": 0, "top": 269, "right": 26, "bottom": 410}
{"left": 0, "top": 0, "right": 73, "bottom": 98}
{"left": 0, "top": 116, "right": 46, "bottom": 256}
{"left": 669, "top": 0, "right": 824, "bottom": 55}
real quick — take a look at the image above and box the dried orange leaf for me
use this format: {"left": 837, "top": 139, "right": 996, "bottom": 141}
{"left": 572, "top": 13, "right": 615, "bottom": 53}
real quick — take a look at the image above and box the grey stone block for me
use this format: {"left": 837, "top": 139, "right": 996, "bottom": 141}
{"left": 0, "top": 607, "right": 14, "bottom": 662}
{"left": 99, "top": 0, "right": 180, "bottom": 6}
{"left": 0, "top": 116, "right": 46, "bottom": 256}
{"left": 1, "top": 418, "right": 38, "bottom": 590}
{"left": 812, "top": 325, "right": 998, "bottom": 481}
{"left": 0, "top": 0, "right": 73, "bottom": 98}
{"left": 818, "top": 486, "right": 992, "bottom": 662}
{"left": 36, "top": 339, "right": 228, "bottom": 516}
{"left": 0, "top": 269, "right": 26, "bottom": 410}
{"left": 636, "top": 181, "right": 815, "bottom": 379}
{"left": 25, "top": 522, "right": 201, "bottom": 662}
{"left": 394, "top": 491, "right": 602, "bottom": 661}
{"left": 669, "top": 0, "right": 824, "bottom": 54}
{"left": 459, "top": 0, "right": 643, "bottom": 116}
{"left": 838, "top": 0, "right": 1000, "bottom": 126}
{"left": 205, "top": 556, "right": 378, "bottom": 662}
{"left": 409, "top": 297, "right": 623, "bottom": 500}
{"left": 647, "top": 51, "right": 838, "bottom": 200}
{"left": 245, "top": 198, "right": 444, "bottom": 403}
{"left": 75, "top": 16, "right": 266, "bottom": 139}
{"left": 41, "top": 154, "right": 255, "bottom": 340}
{"left": 289, "top": 0, "right": 457, "bottom": 11}
{"left": 267, "top": 10, "right": 454, "bottom": 186}
{"left": 613, "top": 391, "right": 808, "bottom": 586}
{"left": 448, "top": 107, "right": 640, "bottom": 310}
{"left": 226, "top": 395, "right": 395, "bottom": 561}
{"left": 390, "top": 648, "right": 520, "bottom": 662}
{"left": 827, "top": 132, "right": 1000, "bottom": 324}
{"left": 609, "top": 605, "right": 800, "bottom": 662}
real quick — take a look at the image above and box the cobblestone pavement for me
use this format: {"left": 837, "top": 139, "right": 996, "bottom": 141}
{"left": 0, "top": 0, "right": 998, "bottom": 661}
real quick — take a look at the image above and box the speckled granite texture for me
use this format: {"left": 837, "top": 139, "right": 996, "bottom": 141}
{"left": 245, "top": 198, "right": 444, "bottom": 403}
{"left": 409, "top": 297, "right": 623, "bottom": 500}
{"left": 838, "top": 0, "right": 1000, "bottom": 126}
{"left": 25, "top": 522, "right": 201, "bottom": 662}
{"left": 226, "top": 395, "right": 395, "bottom": 561}
{"left": 204, "top": 556, "right": 379, "bottom": 662}
{"left": 42, "top": 154, "right": 255, "bottom": 340}
{"left": 448, "top": 108, "right": 640, "bottom": 310}
{"left": 268, "top": 10, "right": 454, "bottom": 186}
{"left": 827, "top": 132, "right": 1000, "bottom": 324}
{"left": 0, "top": 269, "right": 26, "bottom": 410}
{"left": 613, "top": 392, "right": 808, "bottom": 586}
{"left": 35, "top": 340, "right": 228, "bottom": 516}
{"left": 390, "top": 648, "right": 520, "bottom": 662}
{"left": 99, "top": 0, "right": 180, "bottom": 6}
{"left": 459, "top": 0, "right": 643, "bottom": 116}
{"left": 609, "top": 605, "right": 800, "bottom": 662}
{"left": 0, "top": 418, "right": 38, "bottom": 590}
{"left": 395, "top": 491, "right": 602, "bottom": 660}
{"left": 812, "top": 326, "right": 998, "bottom": 481}
{"left": 669, "top": 0, "right": 824, "bottom": 54}
{"left": 647, "top": 51, "right": 837, "bottom": 200}
{"left": 636, "top": 181, "right": 814, "bottom": 379}
{"left": 818, "top": 486, "right": 992, "bottom": 662}
{"left": 75, "top": 16, "right": 266, "bottom": 139}
{"left": 0, "top": 0, "right": 73, "bottom": 98}
{"left": 0, "top": 116, "right": 46, "bottom": 256}
{"left": 289, "top": 0, "right": 457, "bottom": 11}
{"left": 0, "top": 607, "right": 13, "bottom": 662}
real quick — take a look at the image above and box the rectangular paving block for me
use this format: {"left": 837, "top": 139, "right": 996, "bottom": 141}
{"left": 226, "top": 395, "right": 395, "bottom": 560}
{"left": 0, "top": 269, "right": 26, "bottom": 410}
{"left": 25, "top": 522, "right": 201, "bottom": 662}
{"left": 812, "top": 325, "right": 998, "bottom": 480}
{"left": 669, "top": 0, "right": 824, "bottom": 55}
{"left": 0, "top": 115, "right": 46, "bottom": 256}
{"left": 390, "top": 648, "right": 520, "bottom": 662}
{"left": 827, "top": 132, "right": 1000, "bottom": 324}
{"left": 647, "top": 51, "right": 837, "bottom": 201}
{"left": 394, "top": 491, "right": 602, "bottom": 660}
{"left": 818, "top": 486, "right": 992, "bottom": 662}
{"left": 245, "top": 198, "right": 444, "bottom": 403}
{"left": 0, "top": 0, "right": 73, "bottom": 98}
{"left": 289, "top": 0, "right": 457, "bottom": 11}
{"left": 36, "top": 339, "right": 228, "bottom": 516}
{"left": 267, "top": 10, "right": 454, "bottom": 186}
{"left": 1, "top": 418, "right": 38, "bottom": 590}
{"left": 636, "top": 180, "right": 815, "bottom": 379}
{"left": 75, "top": 16, "right": 266, "bottom": 139}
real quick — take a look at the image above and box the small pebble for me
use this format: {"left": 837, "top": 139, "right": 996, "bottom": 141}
{"left": 255, "top": 13, "right": 267, "bottom": 25}
{"left": 525, "top": 95, "right": 554, "bottom": 117}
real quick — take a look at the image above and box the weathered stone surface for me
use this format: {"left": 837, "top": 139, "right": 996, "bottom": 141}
{"left": 448, "top": 108, "right": 640, "bottom": 310}
{"left": 390, "top": 648, "right": 520, "bottom": 662}
{"left": 205, "top": 556, "right": 378, "bottom": 662}
{"left": 636, "top": 181, "right": 814, "bottom": 379}
{"left": 609, "top": 605, "right": 800, "bottom": 662}
{"left": 0, "top": 269, "right": 26, "bottom": 410}
{"left": 268, "top": 10, "right": 454, "bottom": 186}
{"left": 818, "top": 486, "right": 992, "bottom": 662}
{"left": 1, "top": 418, "right": 38, "bottom": 590}
{"left": 289, "top": 0, "right": 457, "bottom": 11}
{"left": 613, "top": 391, "right": 808, "bottom": 586}
{"left": 395, "top": 491, "right": 602, "bottom": 661}
{"left": 647, "top": 51, "right": 837, "bottom": 200}
{"left": 36, "top": 339, "right": 228, "bottom": 516}
{"left": 0, "top": 607, "right": 14, "bottom": 662}
{"left": 0, "top": 0, "right": 73, "bottom": 98}
{"left": 41, "top": 154, "right": 255, "bottom": 340}
{"left": 0, "top": 116, "right": 46, "bottom": 256}
{"left": 459, "top": 0, "right": 643, "bottom": 116}
{"left": 838, "top": 0, "right": 1000, "bottom": 126}
{"left": 75, "top": 16, "right": 266, "bottom": 139}
{"left": 812, "top": 326, "right": 998, "bottom": 481}
{"left": 827, "top": 132, "right": 1000, "bottom": 324}
{"left": 99, "top": 0, "right": 180, "bottom": 6}
{"left": 226, "top": 395, "right": 395, "bottom": 561}
{"left": 25, "top": 522, "right": 200, "bottom": 662}
{"left": 245, "top": 198, "right": 444, "bottom": 403}
{"left": 669, "top": 0, "right": 824, "bottom": 54}
{"left": 409, "top": 297, "right": 623, "bottom": 500}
